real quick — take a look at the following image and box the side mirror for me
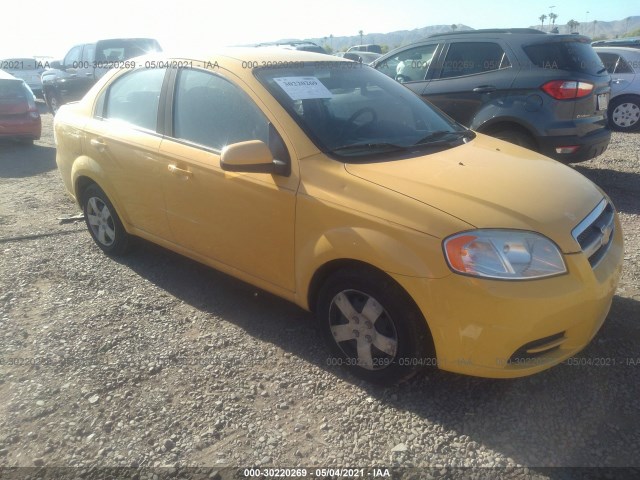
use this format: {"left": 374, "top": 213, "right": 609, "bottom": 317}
{"left": 220, "top": 140, "right": 288, "bottom": 176}
{"left": 50, "top": 60, "right": 62, "bottom": 70}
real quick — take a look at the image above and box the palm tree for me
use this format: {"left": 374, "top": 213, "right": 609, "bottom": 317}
{"left": 549, "top": 12, "right": 558, "bottom": 30}
{"left": 451, "top": 24, "right": 457, "bottom": 32}
{"left": 539, "top": 14, "right": 547, "bottom": 31}
{"left": 358, "top": 30, "right": 364, "bottom": 45}
{"left": 567, "top": 19, "right": 580, "bottom": 33}
{"left": 592, "top": 20, "right": 598, "bottom": 37}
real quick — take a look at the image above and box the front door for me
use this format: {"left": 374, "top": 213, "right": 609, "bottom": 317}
{"left": 159, "top": 67, "right": 298, "bottom": 291}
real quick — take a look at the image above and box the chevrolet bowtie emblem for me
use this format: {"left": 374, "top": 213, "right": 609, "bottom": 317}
{"left": 600, "top": 224, "right": 613, "bottom": 246}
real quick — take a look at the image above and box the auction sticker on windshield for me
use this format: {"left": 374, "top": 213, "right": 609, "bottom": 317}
{"left": 273, "top": 77, "right": 333, "bottom": 100}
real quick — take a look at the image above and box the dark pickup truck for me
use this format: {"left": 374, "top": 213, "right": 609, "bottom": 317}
{"left": 42, "top": 38, "right": 162, "bottom": 113}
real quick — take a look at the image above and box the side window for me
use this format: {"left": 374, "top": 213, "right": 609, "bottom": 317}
{"left": 377, "top": 44, "right": 438, "bottom": 82}
{"left": 614, "top": 55, "right": 634, "bottom": 74}
{"left": 82, "top": 45, "right": 95, "bottom": 64}
{"left": 173, "top": 68, "right": 269, "bottom": 151}
{"left": 597, "top": 53, "right": 634, "bottom": 75}
{"left": 440, "top": 42, "right": 511, "bottom": 79}
{"left": 63, "top": 46, "right": 82, "bottom": 68}
{"left": 104, "top": 68, "right": 166, "bottom": 131}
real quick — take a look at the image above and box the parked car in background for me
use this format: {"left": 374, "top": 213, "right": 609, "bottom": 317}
{"left": 373, "top": 29, "right": 611, "bottom": 162}
{"left": 594, "top": 46, "right": 640, "bottom": 131}
{"left": 347, "top": 44, "right": 383, "bottom": 54}
{"left": 343, "top": 51, "right": 381, "bottom": 64}
{"left": 0, "top": 57, "right": 45, "bottom": 97}
{"left": 0, "top": 70, "right": 41, "bottom": 144}
{"left": 54, "top": 49, "right": 622, "bottom": 384}
{"left": 255, "top": 41, "right": 326, "bottom": 54}
{"left": 42, "top": 38, "right": 162, "bottom": 113}
{"left": 592, "top": 38, "right": 640, "bottom": 49}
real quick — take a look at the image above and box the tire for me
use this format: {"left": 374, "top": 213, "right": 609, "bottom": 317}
{"left": 81, "top": 184, "right": 131, "bottom": 256}
{"left": 46, "top": 91, "right": 61, "bottom": 115}
{"left": 317, "top": 267, "right": 434, "bottom": 385}
{"left": 489, "top": 128, "right": 537, "bottom": 151}
{"left": 608, "top": 96, "right": 640, "bottom": 132}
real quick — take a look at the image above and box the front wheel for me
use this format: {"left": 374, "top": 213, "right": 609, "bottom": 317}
{"left": 608, "top": 96, "right": 640, "bottom": 132}
{"left": 82, "top": 184, "right": 131, "bottom": 256}
{"left": 46, "top": 91, "right": 61, "bottom": 115}
{"left": 317, "top": 267, "right": 434, "bottom": 385}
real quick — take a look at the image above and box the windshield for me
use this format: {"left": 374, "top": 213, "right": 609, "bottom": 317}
{"left": 255, "top": 62, "right": 469, "bottom": 158}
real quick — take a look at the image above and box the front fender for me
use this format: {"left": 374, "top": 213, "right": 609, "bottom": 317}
{"left": 296, "top": 223, "right": 451, "bottom": 310}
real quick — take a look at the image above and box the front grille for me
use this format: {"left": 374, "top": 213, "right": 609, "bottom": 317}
{"left": 572, "top": 199, "right": 615, "bottom": 267}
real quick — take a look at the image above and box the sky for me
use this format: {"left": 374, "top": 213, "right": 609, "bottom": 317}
{"left": 1, "top": 0, "right": 637, "bottom": 59}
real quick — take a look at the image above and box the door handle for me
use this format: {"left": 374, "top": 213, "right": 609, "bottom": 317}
{"left": 85, "top": 72, "right": 94, "bottom": 77}
{"left": 90, "top": 138, "right": 106, "bottom": 152}
{"left": 612, "top": 79, "right": 626, "bottom": 84}
{"left": 473, "top": 85, "right": 496, "bottom": 93}
{"left": 168, "top": 164, "right": 193, "bottom": 179}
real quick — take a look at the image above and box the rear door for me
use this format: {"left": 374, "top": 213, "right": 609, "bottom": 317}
{"left": 422, "top": 40, "right": 516, "bottom": 127}
{"left": 83, "top": 66, "right": 171, "bottom": 239}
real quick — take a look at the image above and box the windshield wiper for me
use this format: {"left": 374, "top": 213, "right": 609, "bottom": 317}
{"left": 414, "top": 129, "right": 475, "bottom": 146}
{"left": 331, "top": 142, "right": 410, "bottom": 154}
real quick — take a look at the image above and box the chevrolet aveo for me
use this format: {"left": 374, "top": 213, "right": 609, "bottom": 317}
{"left": 54, "top": 49, "right": 623, "bottom": 384}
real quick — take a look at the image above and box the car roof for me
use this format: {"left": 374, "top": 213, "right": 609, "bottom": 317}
{"left": 593, "top": 46, "right": 640, "bottom": 56}
{"left": 166, "top": 47, "right": 342, "bottom": 64}
{"left": 427, "top": 28, "right": 546, "bottom": 38}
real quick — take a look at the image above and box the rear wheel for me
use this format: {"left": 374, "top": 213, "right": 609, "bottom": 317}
{"left": 488, "top": 128, "right": 537, "bottom": 150}
{"left": 608, "top": 96, "right": 640, "bottom": 132}
{"left": 81, "top": 184, "right": 131, "bottom": 256}
{"left": 317, "top": 267, "right": 434, "bottom": 385}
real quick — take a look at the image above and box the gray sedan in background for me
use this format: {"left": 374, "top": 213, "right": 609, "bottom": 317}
{"left": 595, "top": 46, "right": 640, "bottom": 131}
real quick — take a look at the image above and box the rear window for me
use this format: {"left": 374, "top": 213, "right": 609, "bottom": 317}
{"left": 524, "top": 41, "right": 605, "bottom": 75}
{"left": 0, "top": 80, "right": 26, "bottom": 98}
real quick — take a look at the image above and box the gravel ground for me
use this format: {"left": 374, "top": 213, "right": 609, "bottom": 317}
{"left": 1, "top": 105, "right": 639, "bottom": 479}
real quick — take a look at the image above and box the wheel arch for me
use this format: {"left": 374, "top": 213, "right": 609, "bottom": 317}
{"left": 72, "top": 165, "right": 132, "bottom": 229}
{"left": 306, "top": 259, "right": 435, "bottom": 350}
{"left": 476, "top": 120, "right": 539, "bottom": 150}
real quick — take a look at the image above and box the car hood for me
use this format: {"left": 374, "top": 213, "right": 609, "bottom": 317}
{"left": 344, "top": 134, "right": 603, "bottom": 253}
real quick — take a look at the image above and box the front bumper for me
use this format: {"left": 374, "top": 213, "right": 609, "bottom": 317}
{"left": 392, "top": 215, "right": 623, "bottom": 378}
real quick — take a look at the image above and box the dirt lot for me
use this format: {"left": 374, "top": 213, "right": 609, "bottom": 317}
{"left": 1, "top": 105, "right": 639, "bottom": 478}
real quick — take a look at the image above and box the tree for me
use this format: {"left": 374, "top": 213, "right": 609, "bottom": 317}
{"left": 567, "top": 19, "right": 580, "bottom": 33}
{"left": 539, "top": 14, "right": 547, "bottom": 30}
{"left": 451, "top": 24, "right": 457, "bottom": 32}
{"left": 358, "top": 30, "right": 364, "bottom": 45}
{"left": 329, "top": 34, "right": 334, "bottom": 50}
{"left": 549, "top": 12, "right": 558, "bottom": 30}
{"left": 592, "top": 20, "right": 598, "bottom": 37}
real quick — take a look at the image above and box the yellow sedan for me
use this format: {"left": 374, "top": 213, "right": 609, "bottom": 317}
{"left": 54, "top": 49, "right": 623, "bottom": 384}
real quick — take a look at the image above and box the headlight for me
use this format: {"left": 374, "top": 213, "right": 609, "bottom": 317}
{"left": 443, "top": 230, "right": 566, "bottom": 280}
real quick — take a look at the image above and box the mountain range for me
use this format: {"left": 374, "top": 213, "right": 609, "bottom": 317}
{"left": 290, "top": 15, "right": 640, "bottom": 52}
